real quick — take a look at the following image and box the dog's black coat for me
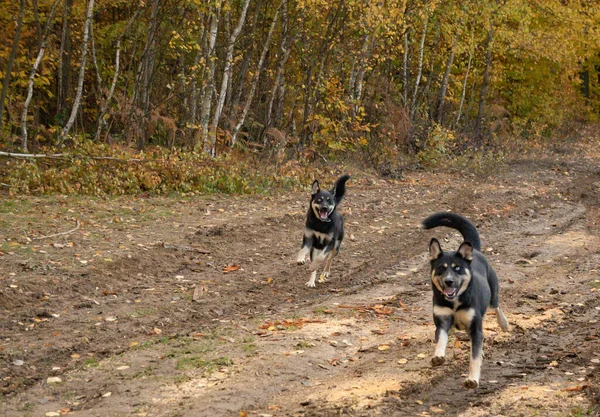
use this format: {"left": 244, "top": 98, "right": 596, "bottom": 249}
{"left": 297, "top": 174, "right": 350, "bottom": 287}
{"left": 422, "top": 212, "right": 508, "bottom": 388}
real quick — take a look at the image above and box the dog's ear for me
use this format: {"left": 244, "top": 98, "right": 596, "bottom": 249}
{"left": 429, "top": 238, "right": 443, "bottom": 260}
{"left": 457, "top": 242, "right": 473, "bottom": 261}
{"left": 311, "top": 180, "right": 320, "bottom": 195}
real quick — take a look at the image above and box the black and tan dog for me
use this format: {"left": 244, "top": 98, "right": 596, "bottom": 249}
{"left": 297, "top": 174, "right": 350, "bottom": 287}
{"left": 421, "top": 212, "right": 509, "bottom": 388}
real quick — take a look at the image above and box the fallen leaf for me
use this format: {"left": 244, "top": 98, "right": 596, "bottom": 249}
{"left": 71, "top": 353, "right": 81, "bottom": 359}
{"left": 239, "top": 412, "right": 248, "bottom": 417}
{"left": 223, "top": 264, "right": 241, "bottom": 273}
{"left": 102, "top": 392, "right": 112, "bottom": 398}
{"left": 397, "top": 358, "right": 408, "bottom": 364}
{"left": 378, "top": 344, "right": 390, "bottom": 351}
{"left": 417, "top": 353, "right": 426, "bottom": 359}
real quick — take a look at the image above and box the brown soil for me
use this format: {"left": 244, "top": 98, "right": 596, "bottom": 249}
{"left": 1, "top": 152, "right": 600, "bottom": 417}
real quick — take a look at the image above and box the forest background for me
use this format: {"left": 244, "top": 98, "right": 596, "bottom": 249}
{"left": 0, "top": 0, "right": 599, "bottom": 195}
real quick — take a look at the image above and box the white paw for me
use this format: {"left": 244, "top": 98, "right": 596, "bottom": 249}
{"left": 297, "top": 258, "right": 307, "bottom": 265}
{"left": 431, "top": 356, "right": 445, "bottom": 366}
{"left": 464, "top": 379, "right": 479, "bottom": 389}
{"left": 305, "top": 280, "right": 316, "bottom": 288}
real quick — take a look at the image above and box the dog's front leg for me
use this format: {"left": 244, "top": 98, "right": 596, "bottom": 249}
{"left": 297, "top": 235, "right": 310, "bottom": 265}
{"left": 465, "top": 317, "right": 484, "bottom": 389}
{"left": 431, "top": 310, "right": 453, "bottom": 366}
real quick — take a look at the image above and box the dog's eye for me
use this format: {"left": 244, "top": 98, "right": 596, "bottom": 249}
{"left": 454, "top": 266, "right": 461, "bottom": 272}
{"left": 316, "top": 198, "right": 322, "bottom": 203}
{"left": 327, "top": 198, "right": 332, "bottom": 203}
{"left": 436, "top": 266, "right": 445, "bottom": 274}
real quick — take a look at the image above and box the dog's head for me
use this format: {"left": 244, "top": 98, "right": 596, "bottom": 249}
{"left": 428, "top": 238, "right": 473, "bottom": 301}
{"left": 310, "top": 180, "right": 336, "bottom": 222}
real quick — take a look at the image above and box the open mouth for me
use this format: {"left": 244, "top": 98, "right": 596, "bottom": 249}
{"left": 319, "top": 208, "right": 330, "bottom": 220}
{"left": 443, "top": 287, "right": 458, "bottom": 299}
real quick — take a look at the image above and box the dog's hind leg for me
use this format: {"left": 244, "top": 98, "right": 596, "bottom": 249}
{"left": 306, "top": 248, "right": 327, "bottom": 287}
{"left": 432, "top": 307, "right": 453, "bottom": 366}
{"left": 319, "top": 250, "right": 337, "bottom": 283}
{"left": 465, "top": 317, "right": 484, "bottom": 389}
{"left": 297, "top": 234, "right": 310, "bottom": 265}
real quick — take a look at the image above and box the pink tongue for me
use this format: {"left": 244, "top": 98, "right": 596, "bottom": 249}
{"left": 444, "top": 288, "right": 455, "bottom": 296}
{"left": 320, "top": 212, "right": 328, "bottom": 219}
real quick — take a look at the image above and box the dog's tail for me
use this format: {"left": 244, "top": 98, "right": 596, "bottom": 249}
{"left": 421, "top": 212, "right": 481, "bottom": 251}
{"left": 331, "top": 174, "right": 350, "bottom": 203}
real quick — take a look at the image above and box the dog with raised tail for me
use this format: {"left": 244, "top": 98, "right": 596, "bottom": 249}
{"left": 421, "top": 212, "right": 509, "bottom": 388}
{"left": 297, "top": 174, "right": 350, "bottom": 287}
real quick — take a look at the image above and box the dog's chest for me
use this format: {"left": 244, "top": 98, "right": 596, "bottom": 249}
{"left": 434, "top": 305, "right": 475, "bottom": 331}
{"left": 305, "top": 229, "right": 333, "bottom": 245}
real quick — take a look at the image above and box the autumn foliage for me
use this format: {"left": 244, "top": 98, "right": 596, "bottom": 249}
{"left": 0, "top": 0, "right": 599, "bottom": 194}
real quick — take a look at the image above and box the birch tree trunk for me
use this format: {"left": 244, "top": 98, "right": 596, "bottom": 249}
{"left": 476, "top": 20, "right": 494, "bottom": 135}
{"left": 0, "top": 0, "right": 26, "bottom": 129}
{"left": 21, "top": 0, "right": 61, "bottom": 152}
{"left": 198, "top": 1, "right": 221, "bottom": 154}
{"left": 409, "top": 13, "right": 428, "bottom": 120}
{"left": 436, "top": 29, "right": 458, "bottom": 125}
{"left": 456, "top": 23, "right": 475, "bottom": 128}
{"left": 264, "top": 0, "right": 290, "bottom": 140}
{"left": 95, "top": 9, "right": 139, "bottom": 142}
{"left": 208, "top": 0, "right": 251, "bottom": 156}
{"left": 231, "top": 1, "right": 283, "bottom": 148}
{"left": 59, "top": 0, "right": 95, "bottom": 140}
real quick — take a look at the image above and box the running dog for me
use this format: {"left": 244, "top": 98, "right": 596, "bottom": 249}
{"left": 421, "top": 212, "right": 509, "bottom": 388}
{"left": 297, "top": 174, "right": 350, "bottom": 287}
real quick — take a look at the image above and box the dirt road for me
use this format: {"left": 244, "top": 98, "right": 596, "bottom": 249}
{"left": 1, "top": 153, "right": 600, "bottom": 416}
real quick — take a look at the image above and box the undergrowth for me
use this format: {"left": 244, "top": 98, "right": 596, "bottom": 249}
{"left": 0, "top": 142, "right": 326, "bottom": 197}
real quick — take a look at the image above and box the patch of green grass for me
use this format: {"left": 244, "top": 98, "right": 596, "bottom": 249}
{"left": 313, "top": 306, "right": 331, "bottom": 315}
{"left": 173, "top": 375, "right": 192, "bottom": 384}
{"left": 17, "top": 402, "right": 35, "bottom": 412}
{"left": 131, "top": 365, "right": 155, "bottom": 379}
{"left": 83, "top": 357, "right": 100, "bottom": 368}
{"left": 589, "top": 280, "right": 600, "bottom": 289}
{"left": 130, "top": 307, "right": 157, "bottom": 318}
{"left": 295, "top": 340, "right": 316, "bottom": 349}
{"left": 176, "top": 356, "right": 233, "bottom": 373}
{"left": 565, "top": 408, "right": 595, "bottom": 417}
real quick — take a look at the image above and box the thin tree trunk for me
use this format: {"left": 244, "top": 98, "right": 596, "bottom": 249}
{"left": 208, "top": 0, "right": 251, "bottom": 156}
{"left": 476, "top": 20, "right": 494, "bottom": 134}
{"left": 231, "top": 0, "right": 283, "bottom": 148}
{"left": 456, "top": 22, "right": 475, "bottom": 128}
{"left": 402, "top": 30, "right": 409, "bottom": 106}
{"left": 21, "top": 0, "right": 61, "bottom": 152}
{"left": 198, "top": 1, "right": 221, "bottom": 154}
{"left": 187, "top": 11, "right": 209, "bottom": 145}
{"left": 59, "top": 0, "right": 95, "bottom": 140}
{"left": 57, "top": 0, "right": 74, "bottom": 116}
{"left": 95, "top": 9, "right": 139, "bottom": 142}
{"left": 265, "top": 0, "right": 291, "bottom": 139}
{"left": 437, "top": 28, "right": 459, "bottom": 125}
{"left": 0, "top": 0, "right": 26, "bottom": 129}
{"left": 135, "top": 0, "right": 160, "bottom": 150}
{"left": 409, "top": 13, "right": 428, "bottom": 120}
{"left": 352, "top": 32, "right": 375, "bottom": 114}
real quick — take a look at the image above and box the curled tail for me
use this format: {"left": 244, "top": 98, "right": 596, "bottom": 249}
{"left": 421, "top": 212, "right": 481, "bottom": 251}
{"left": 332, "top": 174, "right": 350, "bottom": 203}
